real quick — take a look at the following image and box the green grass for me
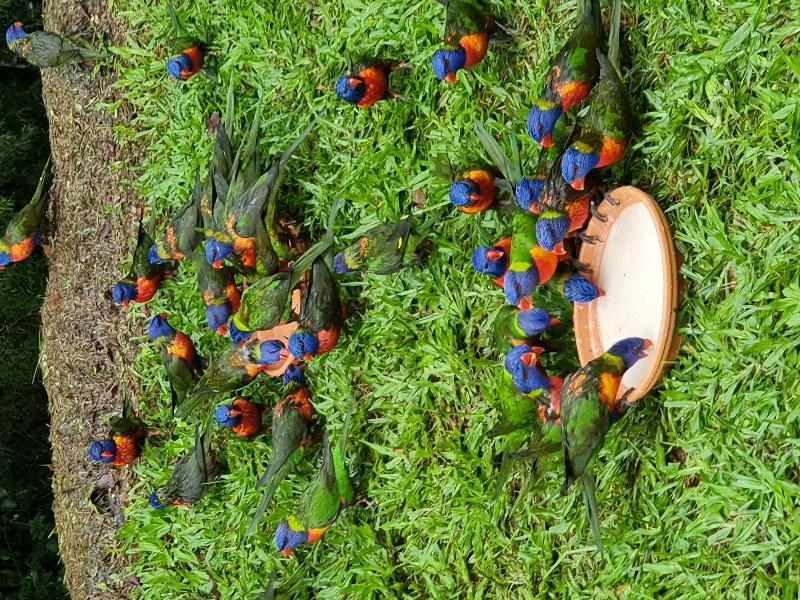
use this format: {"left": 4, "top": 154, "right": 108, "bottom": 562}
{"left": 108, "top": 0, "right": 800, "bottom": 598}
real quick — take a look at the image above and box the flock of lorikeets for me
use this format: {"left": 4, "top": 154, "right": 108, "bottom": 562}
{"left": 2, "top": 0, "right": 657, "bottom": 585}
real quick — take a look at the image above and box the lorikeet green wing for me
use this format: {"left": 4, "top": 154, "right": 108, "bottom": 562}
{"left": 444, "top": 0, "right": 489, "bottom": 45}
{"left": 167, "top": 0, "right": 200, "bottom": 49}
{"left": 232, "top": 273, "right": 292, "bottom": 333}
{"left": 150, "top": 173, "right": 202, "bottom": 263}
{"left": 18, "top": 31, "right": 104, "bottom": 67}
{"left": 151, "top": 425, "right": 222, "bottom": 507}
{"left": 333, "top": 215, "right": 413, "bottom": 275}
{"left": 0, "top": 157, "right": 49, "bottom": 269}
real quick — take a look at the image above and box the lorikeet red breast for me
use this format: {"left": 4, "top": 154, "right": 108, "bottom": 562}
{"left": 165, "top": 1, "right": 204, "bottom": 80}
{"left": 88, "top": 413, "right": 147, "bottom": 466}
{"left": 0, "top": 158, "right": 49, "bottom": 270}
{"left": 148, "top": 314, "right": 204, "bottom": 412}
{"left": 336, "top": 59, "right": 408, "bottom": 107}
{"left": 215, "top": 397, "right": 262, "bottom": 438}
{"left": 432, "top": 0, "right": 494, "bottom": 83}
{"left": 449, "top": 169, "right": 497, "bottom": 214}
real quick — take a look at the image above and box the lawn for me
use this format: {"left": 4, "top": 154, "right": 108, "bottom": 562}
{"left": 108, "top": 0, "right": 800, "bottom": 598}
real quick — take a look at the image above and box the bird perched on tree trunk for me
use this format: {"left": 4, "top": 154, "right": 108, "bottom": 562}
{"left": 88, "top": 406, "right": 147, "bottom": 466}
{"left": 5, "top": 21, "right": 105, "bottom": 67}
{"left": 0, "top": 158, "right": 49, "bottom": 271}
{"left": 336, "top": 58, "right": 408, "bottom": 107}
{"left": 432, "top": 0, "right": 494, "bottom": 83}
{"left": 165, "top": 1, "right": 204, "bottom": 80}
{"left": 148, "top": 314, "right": 204, "bottom": 412}
{"left": 560, "top": 337, "right": 651, "bottom": 556}
{"left": 149, "top": 425, "right": 222, "bottom": 507}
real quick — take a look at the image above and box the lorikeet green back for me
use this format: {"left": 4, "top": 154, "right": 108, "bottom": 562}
{"left": 444, "top": 0, "right": 489, "bottom": 45}
{"left": 0, "top": 157, "right": 49, "bottom": 270}
{"left": 231, "top": 272, "right": 292, "bottom": 335}
{"left": 14, "top": 30, "right": 105, "bottom": 67}
{"left": 333, "top": 216, "right": 412, "bottom": 275}
{"left": 288, "top": 255, "right": 343, "bottom": 360}
{"left": 150, "top": 173, "right": 202, "bottom": 263}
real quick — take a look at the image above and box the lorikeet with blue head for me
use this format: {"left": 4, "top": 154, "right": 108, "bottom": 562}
{"left": 561, "top": 49, "right": 632, "bottom": 191}
{"left": 149, "top": 172, "right": 202, "bottom": 264}
{"left": 188, "top": 246, "right": 241, "bottom": 335}
{"left": 274, "top": 409, "right": 355, "bottom": 556}
{"left": 112, "top": 224, "right": 167, "bottom": 307}
{"left": 0, "top": 158, "right": 49, "bottom": 271}
{"left": 148, "top": 314, "right": 204, "bottom": 412}
{"left": 288, "top": 255, "right": 343, "bottom": 361}
{"left": 150, "top": 425, "right": 222, "bottom": 508}
{"left": 471, "top": 236, "right": 510, "bottom": 286}
{"left": 165, "top": 1, "right": 204, "bottom": 80}
{"left": 244, "top": 384, "right": 315, "bottom": 540}
{"left": 448, "top": 169, "right": 497, "bottom": 214}
{"left": 503, "top": 211, "right": 559, "bottom": 307}
{"left": 215, "top": 397, "right": 262, "bottom": 439}
{"left": 5, "top": 21, "right": 105, "bottom": 67}
{"left": 333, "top": 216, "right": 413, "bottom": 275}
{"left": 526, "top": 0, "right": 603, "bottom": 147}
{"left": 553, "top": 269, "right": 603, "bottom": 303}
{"left": 560, "top": 337, "right": 651, "bottom": 556}
{"left": 432, "top": 0, "right": 494, "bottom": 83}
{"left": 229, "top": 272, "right": 292, "bottom": 343}
{"left": 88, "top": 406, "right": 147, "bottom": 467}
{"left": 336, "top": 58, "right": 408, "bottom": 107}
{"left": 494, "top": 305, "right": 560, "bottom": 350}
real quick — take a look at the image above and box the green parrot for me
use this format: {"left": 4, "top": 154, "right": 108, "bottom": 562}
{"left": 494, "top": 305, "right": 561, "bottom": 352}
{"left": 188, "top": 245, "right": 241, "bottom": 335}
{"left": 165, "top": 0, "right": 205, "bottom": 80}
{"left": 502, "top": 211, "right": 559, "bottom": 306}
{"left": 112, "top": 225, "right": 167, "bottom": 307}
{"left": 6, "top": 21, "right": 105, "bottom": 67}
{"left": 274, "top": 409, "right": 355, "bottom": 556}
{"left": 243, "top": 384, "right": 315, "bottom": 540}
{"left": 332, "top": 216, "right": 413, "bottom": 275}
{"left": 149, "top": 425, "right": 222, "bottom": 507}
{"left": 148, "top": 172, "right": 202, "bottom": 264}
{"left": 560, "top": 337, "right": 651, "bottom": 557}
{"left": 432, "top": 0, "right": 494, "bottom": 83}
{"left": 0, "top": 157, "right": 50, "bottom": 271}
{"left": 147, "top": 314, "right": 204, "bottom": 413}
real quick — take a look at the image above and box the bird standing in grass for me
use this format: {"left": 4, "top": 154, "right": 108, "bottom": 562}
{"left": 495, "top": 305, "right": 560, "bottom": 349}
{"left": 112, "top": 225, "right": 167, "bottom": 307}
{"left": 148, "top": 314, "right": 204, "bottom": 411}
{"left": 0, "top": 159, "right": 49, "bottom": 271}
{"left": 5, "top": 21, "right": 105, "bottom": 67}
{"left": 150, "top": 425, "right": 222, "bottom": 507}
{"left": 432, "top": 0, "right": 494, "bottom": 83}
{"left": 215, "top": 397, "right": 263, "bottom": 439}
{"left": 526, "top": 0, "right": 603, "bottom": 147}
{"left": 189, "top": 246, "right": 241, "bottom": 335}
{"left": 449, "top": 169, "right": 497, "bottom": 214}
{"left": 88, "top": 409, "right": 147, "bottom": 466}
{"left": 148, "top": 174, "right": 202, "bottom": 264}
{"left": 336, "top": 59, "right": 407, "bottom": 107}
{"left": 229, "top": 272, "right": 292, "bottom": 343}
{"left": 471, "top": 237, "right": 511, "bottom": 285}
{"left": 274, "top": 411, "right": 355, "bottom": 556}
{"left": 333, "top": 216, "right": 413, "bottom": 275}
{"left": 166, "top": 1, "right": 204, "bottom": 80}
{"left": 288, "top": 256, "right": 343, "bottom": 361}
{"left": 560, "top": 337, "right": 651, "bottom": 556}
{"left": 503, "top": 211, "right": 559, "bottom": 306}
{"left": 535, "top": 161, "right": 597, "bottom": 252}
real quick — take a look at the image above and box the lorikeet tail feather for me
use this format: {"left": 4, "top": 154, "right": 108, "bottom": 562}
{"left": 493, "top": 438, "right": 525, "bottom": 500}
{"left": 175, "top": 386, "right": 214, "bottom": 419}
{"left": 256, "top": 572, "right": 276, "bottom": 600}
{"left": 243, "top": 461, "right": 291, "bottom": 541}
{"left": 167, "top": 0, "right": 190, "bottom": 40}
{"left": 609, "top": 0, "right": 622, "bottom": 70}
{"left": 580, "top": 471, "right": 605, "bottom": 559}
{"left": 333, "top": 401, "right": 356, "bottom": 505}
{"left": 287, "top": 196, "right": 341, "bottom": 286}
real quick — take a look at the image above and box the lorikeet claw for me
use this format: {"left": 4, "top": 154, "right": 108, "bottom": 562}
{"left": 578, "top": 232, "right": 599, "bottom": 244}
{"left": 602, "top": 190, "right": 621, "bottom": 206}
{"left": 590, "top": 203, "right": 607, "bottom": 222}
{"left": 571, "top": 259, "right": 592, "bottom": 273}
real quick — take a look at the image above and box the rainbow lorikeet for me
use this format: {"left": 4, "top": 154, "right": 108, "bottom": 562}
{"left": 147, "top": 314, "right": 204, "bottom": 412}
{"left": 534, "top": 160, "right": 597, "bottom": 252}
{"left": 215, "top": 397, "right": 263, "bottom": 439}
{"left": 471, "top": 236, "right": 510, "bottom": 286}
{"left": 336, "top": 59, "right": 407, "bottom": 107}
{"left": 526, "top": 0, "right": 603, "bottom": 147}
{"left": 494, "top": 305, "right": 560, "bottom": 351}
{"left": 150, "top": 425, "right": 222, "bottom": 508}
{"left": 288, "top": 256, "right": 343, "bottom": 361}
{"left": 112, "top": 225, "right": 167, "bottom": 307}
{"left": 274, "top": 410, "right": 355, "bottom": 556}
{"left": 88, "top": 408, "right": 147, "bottom": 466}
{"left": 5, "top": 21, "right": 105, "bottom": 67}
{"left": 333, "top": 216, "right": 413, "bottom": 275}
{"left": 553, "top": 270, "right": 603, "bottom": 303}
{"left": 205, "top": 119, "right": 317, "bottom": 280}
{"left": 503, "top": 211, "right": 559, "bottom": 306}
{"left": 448, "top": 169, "right": 497, "bottom": 214}
{"left": 0, "top": 158, "right": 49, "bottom": 271}
{"left": 166, "top": 1, "right": 204, "bottom": 80}
{"left": 149, "top": 173, "right": 202, "bottom": 264}
{"left": 561, "top": 49, "right": 632, "bottom": 190}
{"left": 503, "top": 343, "right": 552, "bottom": 395}
{"left": 188, "top": 246, "right": 241, "bottom": 335}
{"left": 514, "top": 176, "right": 546, "bottom": 212}
{"left": 432, "top": 0, "right": 494, "bottom": 83}
{"left": 560, "top": 337, "right": 651, "bottom": 556}
{"left": 229, "top": 272, "right": 292, "bottom": 343}
{"left": 244, "top": 384, "right": 315, "bottom": 540}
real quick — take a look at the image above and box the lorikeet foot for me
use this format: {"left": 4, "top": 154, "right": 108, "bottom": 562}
{"left": 590, "top": 202, "right": 607, "bottom": 222}
{"left": 577, "top": 231, "right": 599, "bottom": 244}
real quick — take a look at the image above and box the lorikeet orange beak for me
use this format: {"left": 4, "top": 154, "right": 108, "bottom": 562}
{"left": 571, "top": 177, "right": 585, "bottom": 191}
{"left": 548, "top": 317, "right": 561, "bottom": 326}
{"left": 445, "top": 72, "right": 457, "bottom": 83}
{"left": 216, "top": 324, "right": 228, "bottom": 335}
{"left": 212, "top": 260, "right": 223, "bottom": 269}
{"left": 228, "top": 408, "right": 242, "bottom": 417}
{"left": 348, "top": 77, "right": 361, "bottom": 88}
{"left": 541, "top": 133, "right": 553, "bottom": 148}
{"left": 282, "top": 548, "right": 294, "bottom": 557}
{"left": 639, "top": 339, "right": 653, "bottom": 358}
{"left": 486, "top": 249, "right": 504, "bottom": 261}
{"left": 101, "top": 450, "right": 114, "bottom": 458}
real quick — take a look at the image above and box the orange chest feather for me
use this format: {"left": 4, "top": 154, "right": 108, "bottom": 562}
{"left": 460, "top": 32, "right": 490, "bottom": 68}
{"left": 357, "top": 66, "right": 389, "bottom": 107}
{"left": 598, "top": 136, "right": 628, "bottom": 168}
{"left": 10, "top": 238, "right": 36, "bottom": 262}
{"left": 530, "top": 245, "right": 558, "bottom": 285}
{"left": 566, "top": 197, "right": 591, "bottom": 232}
{"left": 316, "top": 327, "right": 341, "bottom": 355}
{"left": 111, "top": 434, "right": 140, "bottom": 465}
{"left": 460, "top": 169, "right": 496, "bottom": 215}
{"left": 225, "top": 281, "right": 241, "bottom": 311}
{"left": 168, "top": 332, "right": 196, "bottom": 362}
{"left": 557, "top": 78, "right": 593, "bottom": 111}
{"left": 599, "top": 372, "right": 622, "bottom": 409}
{"left": 182, "top": 45, "right": 204, "bottom": 76}
{"left": 136, "top": 276, "right": 160, "bottom": 302}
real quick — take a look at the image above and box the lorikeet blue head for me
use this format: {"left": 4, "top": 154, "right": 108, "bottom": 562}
{"left": 5, "top": 21, "right": 25, "bottom": 52}
{"left": 288, "top": 331, "right": 319, "bottom": 360}
{"left": 205, "top": 236, "right": 233, "bottom": 268}
{"left": 504, "top": 267, "right": 540, "bottom": 305}
{"left": 148, "top": 313, "right": 175, "bottom": 341}
{"left": 88, "top": 439, "right": 116, "bottom": 463}
{"left": 536, "top": 213, "right": 570, "bottom": 251}
{"left": 214, "top": 404, "right": 241, "bottom": 427}
{"left": 258, "top": 340, "right": 285, "bottom": 365}
{"left": 148, "top": 490, "right": 166, "bottom": 509}
{"left": 335, "top": 74, "right": 366, "bottom": 104}
{"left": 274, "top": 517, "right": 309, "bottom": 556}
{"left": 471, "top": 245, "right": 507, "bottom": 277}
{"left": 206, "top": 303, "right": 232, "bottom": 335}
{"left": 561, "top": 274, "right": 602, "bottom": 303}
{"left": 515, "top": 177, "right": 545, "bottom": 211}
{"left": 147, "top": 244, "right": 171, "bottom": 265}
{"left": 333, "top": 252, "right": 353, "bottom": 275}
{"left": 167, "top": 53, "right": 195, "bottom": 79}
{"left": 607, "top": 337, "right": 651, "bottom": 370}
{"left": 517, "top": 308, "right": 558, "bottom": 337}
{"left": 112, "top": 282, "right": 137, "bottom": 305}
{"left": 0, "top": 251, "right": 12, "bottom": 268}
{"left": 228, "top": 319, "right": 253, "bottom": 344}
{"left": 282, "top": 364, "right": 306, "bottom": 386}
{"left": 526, "top": 102, "right": 562, "bottom": 147}
{"left": 449, "top": 179, "right": 478, "bottom": 207}
{"left": 503, "top": 344, "right": 550, "bottom": 393}
{"left": 561, "top": 144, "right": 599, "bottom": 190}
{"left": 432, "top": 48, "right": 466, "bottom": 83}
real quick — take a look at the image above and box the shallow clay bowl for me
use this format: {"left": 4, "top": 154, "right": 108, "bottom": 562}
{"left": 573, "top": 186, "right": 681, "bottom": 402}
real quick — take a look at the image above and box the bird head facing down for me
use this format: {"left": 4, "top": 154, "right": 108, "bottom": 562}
{"left": 535, "top": 212, "right": 570, "bottom": 251}
{"left": 112, "top": 281, "right": 137, "bottom": 307}
{"left": 5, "top": 21, "right": 25, "bottom": 52}
{"left": 88, "top": 439, "right": 117, "bottom": 463}
{"left": 214, "top": 403, "right": 242, "bottom": 428}
{"left": 335, "top": 74, "right": 366, "bottom": 104}
{"left": 228, "top": 319, "right": 253, "bottom": 344}
{"left": 561, "top": 273, "right": 603, "bottom": 303}
{"left": 274, "top": 516, "right": 309, "bottom": 556}
{"left": 282, "top": 364, "right": 306, "bottom": 386}
{"left": 503, "top": 267, "right": 540, "bottom": 306}
{"left": 288, "top": 331, "right": 319, "bottom": 361}
{"left": 333, "top": 251, "right": 353, "bottom": 275}
{"left": 517, "top": 307, "right": 560, "bottom": 337}
{"left": 526, "top": 101, "right": 562, "bottom": 147}
{"left": 148, "top": 243, "right": 172, "bottom": 265}
{"left": 148, "top": 313, "right": 176, "bottom": 341}
{"left": 148, "top": 489, "right": 167, "bottom": 509}
{"left": 0, "top": 248, "right": 12, "bottom": 269}
{"left": 607, "top": 337, "right": 652, "bottom": 370}
{"left": 515, "top": 177, "right": 545, "bottom": 211}
{"left": 432, "top": 47, "right": 467, "bottom": 83}
{"left": 449, "top": 179, "right": 479, "bottom": 207}
{"left": 561, "top": 142, "right": 599, "bottom": 190}
{"left": 471, "top": 245, "right": 507, "bottom": 277}
{"left": 167, "top": 52, "right": 195, "bottom": 79}
{"left": 206, "top": 303, "right": 232, "bottom": 335}
{"left": 204, "top": 235, "right": 234, "bottom": 269}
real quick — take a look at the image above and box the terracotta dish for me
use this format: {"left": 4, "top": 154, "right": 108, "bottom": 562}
{"left": 573, "top": 186, "right": 681, "bottom": 401}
